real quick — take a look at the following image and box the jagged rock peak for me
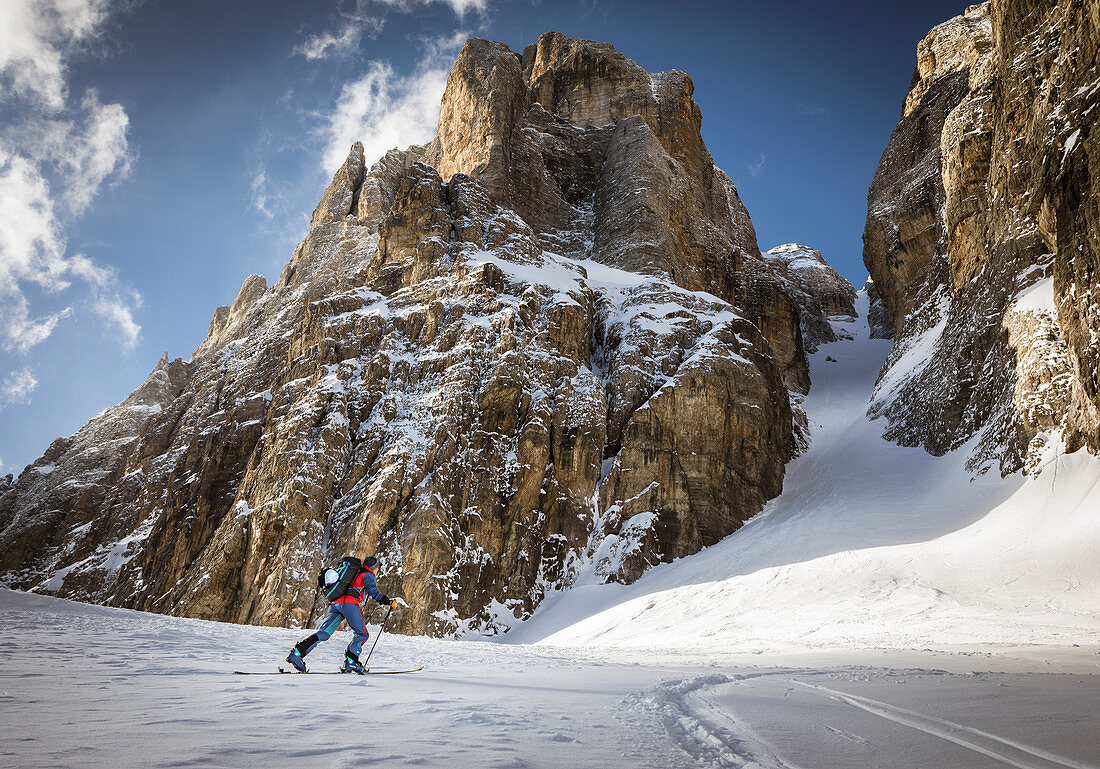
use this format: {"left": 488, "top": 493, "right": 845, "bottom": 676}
{"left": 903, "top": 3, "right": 992, "bottom": 118}
{"left": 311, "top": 141, "right": 366, "bottom": 229}
{"left": 763, "top": 244, "right": 857, "bottom": 354}
{"left": 765, "top": 244, "right": 851, "bottom": 294}
{"left": 418, "top": 32, "right": 756, "bottom": 276}
{"left": 0, "top": 31, "right": 815, "bottom": 636}
{"left": 431, "top": 32, "right": 702, "bottom": 171}
{"left": 312, "top": 31, "right": 812, "bottom": 393}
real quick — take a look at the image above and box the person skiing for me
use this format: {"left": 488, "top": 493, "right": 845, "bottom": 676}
{"left": 285, "top": 555, "right": 397, "bottom": 674}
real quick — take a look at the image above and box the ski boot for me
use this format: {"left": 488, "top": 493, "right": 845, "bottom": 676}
{"left": 341, "top": 649, "right": 365, "bottom": 675}
{"left": 285, "top": 648, "right": 308, "bottom": 673}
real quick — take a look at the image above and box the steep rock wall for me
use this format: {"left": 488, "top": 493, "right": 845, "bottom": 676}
{"left": 863, "top": 1, "right": 1099, "bottom": 473}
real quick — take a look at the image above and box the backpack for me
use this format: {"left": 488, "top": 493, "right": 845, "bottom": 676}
{"left": 317, "top": 556, "right": 362, "bottom": 601}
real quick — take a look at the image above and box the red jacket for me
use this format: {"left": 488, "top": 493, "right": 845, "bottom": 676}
{"left": 332, "top": 566, "right": 387, "bottom": 606}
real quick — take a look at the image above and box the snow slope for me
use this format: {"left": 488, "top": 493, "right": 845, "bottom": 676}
{"left": 509, "top": 292, "right": 1100, "bottom": 650}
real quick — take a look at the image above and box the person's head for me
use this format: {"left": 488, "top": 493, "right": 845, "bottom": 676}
{"left": 363, "top": 555, "right": 379, "bottom": 572}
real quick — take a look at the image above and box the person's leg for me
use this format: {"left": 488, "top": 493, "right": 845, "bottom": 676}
{"left": 338, "top": 603, "right": 370, "bottom": 658}
{"left": 293, "top": 606, "right": 344, "bottom": 657}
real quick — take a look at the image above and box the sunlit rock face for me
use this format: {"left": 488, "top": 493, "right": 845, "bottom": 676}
{"left": 0, "top": 33, "right": 853, "bottom": 635}
{"left": 863, "top": 1, "right": 1099, "bottom": 474}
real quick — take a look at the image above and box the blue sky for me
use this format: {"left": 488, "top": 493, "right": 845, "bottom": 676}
{"left": 0, "top": 0, "right": 969, "bottom": 475}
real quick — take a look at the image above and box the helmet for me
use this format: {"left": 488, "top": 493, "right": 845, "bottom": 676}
{"left": 363, "top": 556, "right": 379, "bottom": 570}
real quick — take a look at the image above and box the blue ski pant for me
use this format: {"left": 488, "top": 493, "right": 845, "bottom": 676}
{"left": 307, "top": 602, "right": 370, "bottom": 657}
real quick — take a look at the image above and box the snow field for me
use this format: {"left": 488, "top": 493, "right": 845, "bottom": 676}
{"left": 3, "top": 588, "right": 1099, "bottom": 769}
{"left": 0, "top": 589, "right": 696, "bottom": 769}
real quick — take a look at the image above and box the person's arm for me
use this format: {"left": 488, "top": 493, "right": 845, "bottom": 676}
{"left": 362, "top": 571, "right": 389, "bottom": 605}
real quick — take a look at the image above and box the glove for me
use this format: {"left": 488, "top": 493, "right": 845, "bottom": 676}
{"left": 389, "top": 599, "right": 399, "bottom": 611}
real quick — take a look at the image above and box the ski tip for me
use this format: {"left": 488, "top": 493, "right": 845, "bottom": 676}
{"left": 366, "top": 665, "right": 425, "bottom": 674}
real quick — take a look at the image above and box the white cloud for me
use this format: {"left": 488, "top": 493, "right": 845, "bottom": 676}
{"left": 249, "top": 167, "right": 273, "bottom": 220}
{"left": 319, "top": 33, "right": 468, "bottom": 172}
{"left": 421, "top": 29, "right": 475, "bottom": 60}
{"left": 295, "top": 0, "right": 483, "bottom": 62}
{"left": 0, "top": 367, "right": 39, "bottom": 409}
{"left": 0, "top": 148, "right": 68, "bottom": 295}
{"left": 93, "top": 291, "right": 142, "bottom": 350}
{"left": 373, "top": 0, "right": 488, "bottom": 15}
{"left": 61, "top": 91, "right": 132, "bottom": 214}
{"left": 1, "top": 295, "right": 73, "bottom": 354}
{"left": 9, "top": 91, "right": 134, "bottom": 213}
{"left": 0, "top": 1, "right": 139, "bottom": 354}
{"left": 0, "top": 0, "right": 113, "bottom": 112}
{"left": 0, "top": 113, "right": 138, "bottom": 352}
{"left": 747, "top": 153, "right": 767, "bottom": 178}
{"left": 295, "top": 16, "right": 384, "bottom": 60}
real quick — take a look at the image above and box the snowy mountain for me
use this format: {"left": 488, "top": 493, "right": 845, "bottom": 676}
{"left": 763, "top": 244, "right": 857, "bottom": 353}
{"left": 4, "top": 343, "right": 1100, "bottom": 769}
{"left": 0, "top": 33, "right": 843, "bottom": 636}
{"left": 509, "top": 293, "right": 1100, "bottom": 649}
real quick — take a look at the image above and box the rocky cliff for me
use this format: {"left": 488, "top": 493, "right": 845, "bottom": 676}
{"left": 0, "top": 34, "right": 844, "bottom": 635}
{"left": 863, "top": 0, "right": 1099, "bottom": 474}
{"left": 763, "top": 244, "right": 857, "bottom": 353}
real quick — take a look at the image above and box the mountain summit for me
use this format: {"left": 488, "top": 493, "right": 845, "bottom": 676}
{"left": 0, "top": 33, "right": 849, "bottom": 635}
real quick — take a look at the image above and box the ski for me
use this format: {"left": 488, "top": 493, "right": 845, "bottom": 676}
{"left": 365, "top": 666, "right": 425, "bottom": 675}
{"left": 233, "top": 666, "right": 424, "bottom": 676}
{"left": 277, "top": 665, "right": 425, "bottom": 675}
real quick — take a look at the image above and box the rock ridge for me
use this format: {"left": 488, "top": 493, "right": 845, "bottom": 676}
{"left": 0, "top": 32, "right": 851, "bottom": 635}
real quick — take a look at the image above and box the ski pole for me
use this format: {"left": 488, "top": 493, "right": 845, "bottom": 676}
{"left": 363, "top": 605, "right": 393, "bottom": 672}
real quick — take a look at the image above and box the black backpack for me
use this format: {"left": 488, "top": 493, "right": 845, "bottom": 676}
{"left": 317, "top": 556, "right": 362, "bottom": 601}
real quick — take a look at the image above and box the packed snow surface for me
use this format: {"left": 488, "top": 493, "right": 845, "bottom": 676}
{"left": 3, "top": 589, "right": 1099, "bottom": 769}
{"left": 5, "top": 292, "right": 1100, "bottom": 768}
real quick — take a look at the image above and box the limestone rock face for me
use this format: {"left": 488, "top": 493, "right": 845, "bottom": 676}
{"left": 310, "top": 141, "right": 366, "bottom": 228}
{"left": 864, "top": 279, "right": 894, "bottom": 340}
{"left": 0, "top": 354, "right": 193, "bottom": 585}
{"left": 422, "top": 32, "right": 806, "bottom": 390}
{"left": 764, "top": 244, "right": 857, "bottom": 353}
{"left": 0, "top": 33, "right": 831, "bottom": 635}
{"left": 863, "top": 0, "right": 1100, "bottom": 473}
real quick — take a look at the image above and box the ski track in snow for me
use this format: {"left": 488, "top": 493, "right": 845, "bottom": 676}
{"left": 661, "top": 666, "right": 1100, "bottom": 769}
{"left": 788, "top": 680, "right": 1095, "bottom": 769}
